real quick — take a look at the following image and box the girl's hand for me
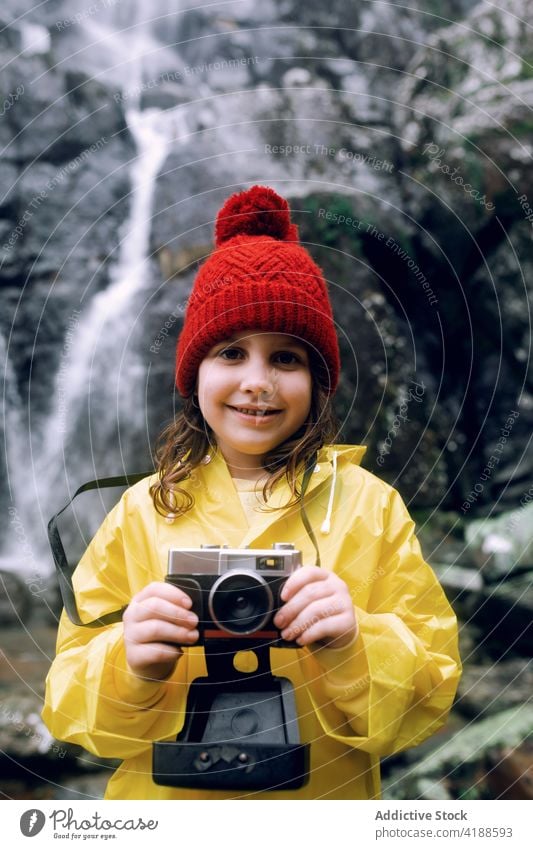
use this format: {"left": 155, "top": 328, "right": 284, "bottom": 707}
{"left": 273, "top": 566, "right": 358, "bottom": 650}
{"left": 122, "top": 582, "right": 199, "bottom": 681}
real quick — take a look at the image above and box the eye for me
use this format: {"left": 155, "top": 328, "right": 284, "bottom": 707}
{"left": 273, "top": 351, "right": 305, "bottom": 366}
{"left": 218, "top": 346, "right": 243, "bottom": 360}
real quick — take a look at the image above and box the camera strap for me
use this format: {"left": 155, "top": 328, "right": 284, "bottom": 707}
{"left": 47, "top": 472, "right": 153, "bottom": 628}
{"left": 49, "top": 452, "right": 321, "bottom": 628}
{"left": 299, "top": 452, "right": 321, "bottom": 568}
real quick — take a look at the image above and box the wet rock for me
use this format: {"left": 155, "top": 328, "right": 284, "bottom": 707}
{"left": 436, "top": 565, "right": 533, "bottom": 657}
{"left": 14, "top": 137, "right": 133, "bottom": 282}
{"left": 45, "top": 771, "right": 109, "bottom": 800}
{"left": 476, "top": 574, "right": 533, "bottom": 655}
{"left": 0, "top": 691, "right": 69, "bottom": 760}
{"left": 0, "top": 16, "right": 22, "bottom": 50}
{"left": 0, "top": 161, "right": 18, "bottom": 212}
{"left": 0, "top": 571, "right": 32, "bottom": 626}
{"left": 156, "top": 244, "right": 212, "bottom": 282}
{"left": 457, "top": 658, "right": 533, "bottom": 719}
{"left": 412, "top": 778, "right": 451, "bottom": 801}
{"left": 413, "top": 507, "right": 533, "bottom": 655}
{"left": 464, "top": 501, "right": 533, "bottom": 582}
{"left": 486, "top": 741, "right": 533, "bottom": 800}
{"left": 390, "top": 0, "right": 533, "bottom": 510}
{"left": 0, "top": 618, "right": 119, "bottom": 799}
{"left": 0, "top": 19, "right": 133, "bottom": 292}
{"left": 396, "top": 0, "right": 533, "bottom": 172}
{"left": 457, "top": 621, "right": 486, "bottom": 666}
{"left": 382, "top": 703, "right": 533, "bottom": 800}
{"left": 416, "top": 511, "right": 472, "bottom": 567}
{"left": 432, "top": 563, "right": 483, "bottom": 621}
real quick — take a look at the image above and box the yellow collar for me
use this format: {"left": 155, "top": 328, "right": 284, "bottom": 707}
{"left": 194, "top": 444, "right": 366, "bottom": 548}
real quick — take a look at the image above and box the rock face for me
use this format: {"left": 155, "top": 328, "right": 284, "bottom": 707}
{"left": 1, "top": 0, "right": 531, "bottom": 523}
{"left": 0, "top": 616, "right": 116, "bottom": 799}
{"left": 391, "top": 0, "right": 533, "bottom": 509}
{"left": 382, "top": 704, "right": 533, "bottom": 800}
{"left": 464, "top": 500, "right": 533, "bottom": 580}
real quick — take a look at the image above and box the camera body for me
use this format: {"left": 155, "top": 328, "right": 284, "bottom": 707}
{"left": 154, "top": 543, "right": 310, "bottom": 791}
{"left": 166, "top": 543, "right": 301, "bottom": 644}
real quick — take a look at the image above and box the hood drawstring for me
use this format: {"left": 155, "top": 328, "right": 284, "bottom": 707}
{"left": 299, "top": 449, "right": 338, "bottom": 567}
{"left": 320, "top": 450, "right": 338, "bottom": 535}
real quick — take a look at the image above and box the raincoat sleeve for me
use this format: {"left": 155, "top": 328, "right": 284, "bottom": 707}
{"left": 42, "top": 495, "right": 191, "bottom": 760}
{"left": 299, "top": 486, "right": 461, "bottom": 757}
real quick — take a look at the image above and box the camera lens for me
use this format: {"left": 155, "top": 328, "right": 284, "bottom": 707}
{"left": 209, "top": 572, "right": 273, "bottom": 635}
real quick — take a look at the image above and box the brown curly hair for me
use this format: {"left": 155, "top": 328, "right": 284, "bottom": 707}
{"left": 150, "top": 371, "right": 339, "bottom": 518}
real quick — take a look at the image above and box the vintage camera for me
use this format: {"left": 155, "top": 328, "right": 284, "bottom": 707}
{"left": 154, "top": 543, "right": 309, "bottom": 791}
{"left": 165, "top": 543, "right": 301, "bottom": 644}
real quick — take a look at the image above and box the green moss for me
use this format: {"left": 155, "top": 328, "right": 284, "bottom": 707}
{"left": 520, "top": 59, "right": 533, "bottom": 79}
{"left": 303, "top": 194, "right": 363, "bottom": 252}
{"left": 458, "top": 784, "right": 482, "bottom": 801}
{"left": 411, "top": 704, "right": 533, "bottom": 776}
{"left": 512, "top": 118, "right": 533, "bottom": 136}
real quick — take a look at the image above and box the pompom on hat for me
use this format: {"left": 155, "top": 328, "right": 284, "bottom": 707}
{"left": 175, "top": 185, "right": 340, "bottom": 396}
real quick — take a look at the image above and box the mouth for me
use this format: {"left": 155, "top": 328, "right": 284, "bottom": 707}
{"left": 228, "top": 405, "right": 282, "bottom": 419}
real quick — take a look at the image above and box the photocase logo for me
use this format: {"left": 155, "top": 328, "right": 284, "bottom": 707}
{"left": 20, "top": 810, "right": 46, "bottom": 837}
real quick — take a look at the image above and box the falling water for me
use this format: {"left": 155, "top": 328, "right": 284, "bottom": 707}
{"left": 37, "top": 106, "right": 171, "bottom": 484}
{"left": 1, "top": 3, "right": 188, "bottom": 576}
{"left": 0, "top": 329, "right": 40, "bottom": 576}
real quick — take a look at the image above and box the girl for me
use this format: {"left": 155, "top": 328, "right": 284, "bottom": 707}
{"left": 43, "top": 185, "right": 461, "bottom": 800}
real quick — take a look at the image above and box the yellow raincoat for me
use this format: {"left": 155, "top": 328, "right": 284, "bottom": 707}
{"left": 42, "top": 445, "right": 460, "bottom": 799}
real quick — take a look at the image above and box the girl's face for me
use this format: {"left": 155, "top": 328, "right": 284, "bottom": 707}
{"left": 197, "top": 330, "right": 312, "bottom": 477}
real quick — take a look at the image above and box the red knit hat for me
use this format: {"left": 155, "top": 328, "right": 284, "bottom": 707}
{"left": 175, "top": 185, "right": 340, "bottom": 396}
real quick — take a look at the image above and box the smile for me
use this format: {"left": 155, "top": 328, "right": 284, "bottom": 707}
{"left": 229, "top": 406, "right": 282, "bottom": 418}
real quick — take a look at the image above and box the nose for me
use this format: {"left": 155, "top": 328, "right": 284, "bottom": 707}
{"left": 239, "top": 356, "right": 275, "bottom": 398}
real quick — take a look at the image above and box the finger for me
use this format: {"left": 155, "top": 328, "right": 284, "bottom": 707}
{"left": 134, "top": 581, "right": 194, "bottom": 609}
{"left": 280, "top": 566, "right": 328, "bottom": 602}
{"left": 128, "top": 595, "right": 198, "bottom": 627}
{"left": 279, "top": 598, "right": 343, "bottom": 641}
{"left": 275, "top": 579, "right": 337, "bottom": 629}
{"left": 290, "top": 614, "right": 355, "bottom": 647}
{"left": 125, "top": 642, "right": 184, "bottom": 669}
{"left": 128, "top": 619, "right": 200, "bottom": 646}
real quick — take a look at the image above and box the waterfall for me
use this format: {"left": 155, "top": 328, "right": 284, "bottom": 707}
{"left": 0, "top": 3, "right": 188, "bottom": 577}
{"left": 0, "top": 330, "right": 41, "bottom": 576}
{"left": 66, "top": 0, "right": 186, "bottom": 95}
{"left": 37, "top": 106, "right": 171, "bottom": 485}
